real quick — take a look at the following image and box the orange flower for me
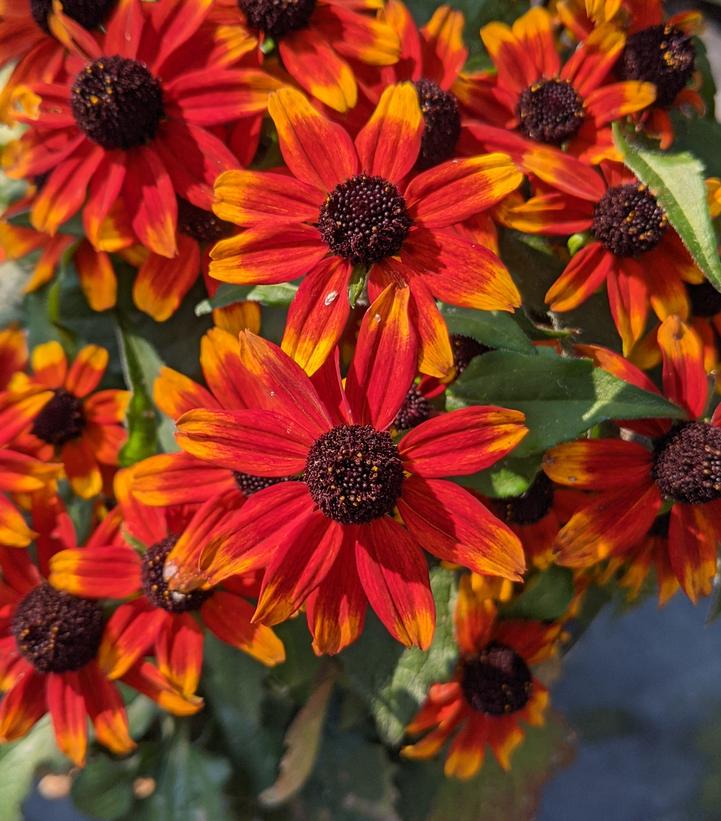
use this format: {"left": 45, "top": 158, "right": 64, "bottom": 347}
{"left": 545, "top": 317, "right": 721, "bottom": 602}
{"left": 210, "top": 0, "right": 400, "bottom": 113}
{"left": 211, "top": 83, "right": 523, "bottom": 378}
{"left": 401, "top": 575, "right": 558, "bottom": 779}
{"left": 4, "top": 0, "right": 277, "bottom": 258}
{"left": 460, "top": 7, "right": 655, "bottom": 169}
{"left": 157, "top": 300, "right": 528, "bottom": 654}
{"left": 11, "top": 342, "right": 129, "bottom": 499}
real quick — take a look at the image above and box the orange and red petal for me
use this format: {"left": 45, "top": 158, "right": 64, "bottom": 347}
{"left": 281, "top": 257, "right": 352, "bottom": 376}
{"left": 586, "top": 81, "right": 656, "bottom": 125}
{"left": 154, "top": 367, "right": 220, "bottom": 420}
{"left": 454, "top": 574, "right": 497, "bottom": 656}
{"left": 355, "top": 516, "right": 434, "bottom": 649}
{"left": 61, "top": 438, "right": 103, "bottom": 499}
{"left": 355, "top": 83, "right": 422, "bottom": 184}
{"left": 201, "top": 590, "right": 286, "bottom": 665}
{"left": 657, "top": 315, "right": 708, "bottom": 420}
{"left": 546, "top": 242, "right": 613, "bottom": 313}
{"left": 543, "top": 439, "right": 654, "bottom": 490}
{"left": 268, "top": 86, "right": 358, "bottom": 191}
{"left": 133, "top": 452, "right": 237, "bottom": 506}
{"left": 99, "top": 600, "right": 168, "bottom": 680}
{"left": 123, "top": 146, "right": 178, "bottom": 258}
{"left": 406, "top": 277, "right": 454, "bottom": 379}
{"left": 607, "top": 258, "right": 651, "bottom": 355}
{"left": 31, "top": 339, "right": 67, "bottom": 389}
{"left": 65, "top": 345, "right": 108, "bottom": 398}
{"left": 49, "top": 546, "right": 142, "bottom": 600}
{"left": 668, "top": 503, "right": 718, "bottom": 603}
{"left": 420, "top": 5, "right": 466, "bottom": 87}
{"left": 0, "top": 666, "right": 46, "bottom": 742}
{"left": 133, "top": 236, "right": 201, "bottom": 322}
{"left": 444, "top": 713, "right": 486, "bottom": 779}
{"left": 399, "top": 406, "right": 527, "bottom": 478}
{"left": 0, "top": 494, "right": 36, "bottom": 548}
{"left": 398, "top": 476, "right": 526, "bottom": 581}
{"left": 78, "top": 661, "right": 135, "bottom": 756}
{"left": 47, "top": 671, "right": 88, "bottom": 767}
{"left": 74, "top": 243, "right": 118, "bottom": 312}
{"left": 120, "top": 660, "right": 203, "bottom": 717}
{"left": 155, "top": 612, "right": 204, "bottom": 698}
{"left": 317, "top": 4, "right": 400, "bottom": 68}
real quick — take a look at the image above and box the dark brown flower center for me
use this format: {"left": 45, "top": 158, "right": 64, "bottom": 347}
{"left": 30, "top": 0, "right": 114, "bottom": 34}
{"left": 318, "top": 174, "right": 412, "bottom": 265}
{"left": 451, "top": 334, "right": 490, "bottom": 377}
{"left": 413, "top": 79, "right": 461, "bottom": 169}
{"left": 687, "top": 281, "right": 721, "bottom": 318}
{"left": 141, "top": 535, "right": 212, "bottom": 613}
{"left": 500, "top": 473, "right": 555, "bottom": 525}
{"left": 31, "top": 389, "right": 86, "bottom": 446}
{"left": 653, "top": 422, "right": 721, "bottom": 504}
{"left": 177, "top": 198, "right": 235, "bottom": 244}
{"left": 592, "top": 183, "right": 667, "bottom": 257}
{"left": 237, "top": 0, "right": 316, "bottom": 39}
{"left": 393, "top": 385, "right": 431, "bottom": 431}
{"left": 460, "top": 641, "right": 532, "bottom": 715}
{"left": 232, "top": 472, "right": 290, "bottom": 496}
{"left": 620, "top": 24, "right": 696, "bottom": 108}
{"left": 305, "top": 425, "right": 403, "bottom": 524}
{"left": 71, "top": 56, "right": 164, "bottom": 150}
{"left": 517, "top": 78, "right": 585, "bottom": 145}
{"left": 11, "top": 583, "right": 104, "bottom": 673}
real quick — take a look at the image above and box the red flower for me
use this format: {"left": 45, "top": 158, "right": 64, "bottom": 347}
{"left": 160, "top": 295, "right": 528, "bottom": 654}
{"left": 545, "top": 316, "right": 721, "bottom": 602}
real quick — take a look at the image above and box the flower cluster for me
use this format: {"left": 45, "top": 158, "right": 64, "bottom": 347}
{"left": 0, "top": 0, "right": 719, "bottom": 801}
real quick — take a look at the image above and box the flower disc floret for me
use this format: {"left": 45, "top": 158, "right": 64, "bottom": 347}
{"left": 71, "top": 56, "right": 164, "bottom": 150}
{"left": 393, "top": 385, "right": 431, "bottom": 431}
{"left": 233, "top": 472, "right": 290, "bottom": 495}
{"left": 460, "top": 641, "right": 532, "bottom": 715}
{"left": 591, "top": 184, "right": 668, "bottom": 257}
{"left": 305, "top": 425, "right": 404, "bottom": 524}
{"left": 687, "top": 281, "right": 721, "bottom": 318}
{"left": 31, "top": 389, "right": 86, "bottom": 446}
{"left": 30, "top": 0, "right": 114, "bottom": 33}
{"left": 516, "top": 79, "right": 585, "bottom": 145}
{"left": 318, "top": 174, "right": 412, "bottom": 265}
{"left": 652, "top": 422, "right": 721, "bottom": 504}
{"left": 413, "top": 79, "right": 461, "bottom": 169}
{"left": 451, "top": 334, "right": 490, "bottom": 376}
{"left": 501, "top": 473, "right": 555, "bottom": 525}
{"left": 142, "top": 536, "right": 212, "bottom": 613}
{"left": 11, "top": 583, "right": 104, "bottom": 673}
{"left": 238, "top": 0, "right": 317, "bottom": 39}
{"left": 177, "top": 199, "right": 235, "bottom": 244}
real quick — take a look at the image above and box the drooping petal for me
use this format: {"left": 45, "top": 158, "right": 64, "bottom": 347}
{"left": 657, "top": 315, "right": 708, "bottom": 420}
{"left": 78, "top": 662, "right": 135, "bottom": 756}
{"left": 543, "top": 440, "right": 654, "bottom": 490}
{"left": 0, "top": 495, "right": 36, "bottom": 548}
{"left": 444, "top": 714, "right": 486, "bottom": 780}
{"left": 406, "top": 277, "right": 454, "bottom": 379}
{"left": 545, "top": 242, "right": 612, "bottom": 312}
{"left": 355, "top": 516, "right": 435, "bottom": 649}
{"left": 0, "top": 667, "right": 46, "bottom": 742}
{"left": 668, "top": 503, "right": 717, "bottom": 603}
{"left": 132, "top": 452, "right": 237, "bottom": 506}
{"left": 120, "top": 660, "right": 203, "bottom": 716}
{"left": 399, "top": 406, "right": 527, "bottom": 478}
{"left": 31, "top": 339, "right": 67, "bottom": 389}
{"left": 65, "top": 345, "right": 108, "bottom": 398}
{"left": 133, "top": 235, "right": 201, "bottom": 322}
{"left": 98, "top": 600, "right": 167, "bottom": 680}
{"left": 397, "top": 476, "right": 526, "bottom": 580}
{"left": 61, "top": 438, "right": 102, "bottom": 499}
{"left": 74, "top": 243, "right": 118, "bottom": 312}
{"left": 153, "top": 366, "right": 220, "bottom": 420}
{"left": 123, "top": 146, "right": 178, "bottom": 258}
{"left": 49, "top": 546, "right": 142, "bottom": 599}
{"left": 155, "top": 612, "right": 204, "bottom": 698}
{"left": 607, "top": 258, "right": 649, "bottom": 356}
{"left": 47, "top": 672, "right": 88, "bottom": 767}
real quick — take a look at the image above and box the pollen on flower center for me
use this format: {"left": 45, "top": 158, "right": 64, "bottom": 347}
{"left": 393, "top": 385, "right": 431, "bottom": 431}
{"left": 317, "top": 174, "right": 412, "bottom": 265}
{"left": 652, "top": 422, "right": 721, "bottom": 504}
{"left": 71, "top": 56, "right": 164, "bottom": 150}
{"left": 413, "top": 79, "right": 461, "bottom": 169}
{"left": 516, "top": 78, "right": 585, "bottom": 145}
{"left": 591, "top": 183, "right": 668, "bottom": 257}
{"left": 687, "top": 281, "right": 721, "bottom": 318}
{"left": 460, "top": 641, "right": 532, "bottom": 715}
{"left": 11, "top": 582, "right": 104, "bottom": 673}
{"left": 237, "top": 0, "right": 317, "bottom": 39}
{"left": 620, "top": 24, "right": 696, "bottom": 108}
{"left": 233, "top": 472, "right": 290, "bottom": 495}
{"left": 30, "top": 0, "right": 114, "bottom": 33}
{"left": 142, "top": 535, "right": 212, "bottom": 613}
{"left": 31, "top": 389, "right": 86, "bottom": 446}
{"left": 177, "top": 198, "right": 235, "bottom": 244}
{"left": 305, "top": 425, "right": 404, "bottom": 524}
{"left": 501, "top": 473, "right": 555, "bottom": 525}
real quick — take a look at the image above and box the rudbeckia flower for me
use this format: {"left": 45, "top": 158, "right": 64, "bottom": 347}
{"left": 545, "top": 316, "right": 721, "bottom": 602}
{"left": 460, "top": 7, "right": 656, "bottom": 167}
{"left": 48, "top": 468, "right": 285, "bottom": 703}
{"left": 162, "top": 293, "right": 528, "bottom": 654}
{"left": 210, "top": 0, "right": 400, "bottom": 113}
{"left": 0, "top": 509, "right": 202, "bottom": 766}
{"left": 556, "top": 0, "right": 704, "bottom": 148}
{"left": 211, "top": 83, "right": 523, "bottom": 378}
{"left": 11, "top": 341, "right": 129, "bottom": 499}
{"left": 401, "top": 575, "right": 558, "bottom": 779}
{"left": 4, "top": 0, "right": 276, "bottom": 258}
{"left": 500, "top": 162, "right": 702, "bottom": 354}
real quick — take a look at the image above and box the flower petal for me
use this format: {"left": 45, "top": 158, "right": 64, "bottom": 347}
{"left": 542, "top": 439, "right": 654, "bottom": 490}
{"left": 0, "top": 667, "right": 46, "bottom": 742}
{"left": 47, "top": 672, "right": 88, "bottom": 767}
{"left": 132, "top": 452, "right": 237, "bottom": 506}
{"left": 65, "top": 345, "right": 108, "bottom": 398}
{"left": 49, "top": 546, "right": 141, "bottom": 599}
{"left": 657, "top": 315, "right": 707, "bottom": 420}
{"left": 98, "top": 600, "right": 167, "bottom": 680}
{"left": 133, "top": 235, "right": 201, "bottom": 322}
{"left": 78, "top": 662, "right": 135, "bottom": 757}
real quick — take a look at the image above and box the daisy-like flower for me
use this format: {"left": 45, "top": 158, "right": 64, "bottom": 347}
{"left": 11, "top": 341, "right": 129, "bottom": 500}
{"left": 545, "top": 316, "right": 721, "bottom": 602}
{"left": 211, "top": 83, "right": 523, "bottom": 378}
{"left": 460, "top": 7, "right": 655, "bottom": 168}
{"left": 160, "top": 295, "right": 528, "bottom": 654}
{"left": 556, "top": 0, "right": 704, "bottom": 148}
{"left": 401, "top": 575, "right": 558, "bottom": 779}
{"left": 48, "top": 468, "right": 285, "bottom": 705}
{"left": 500, "top": 162, "right": 702, "bottom": 355}
{"left": 210, "top": 0, "right": 400, "bottom": 113}
{"left": 4, "top": 0, "right": 277, "bottom": 258}
{"left": 0, "top": 506, "right": 204, "bottom": 766}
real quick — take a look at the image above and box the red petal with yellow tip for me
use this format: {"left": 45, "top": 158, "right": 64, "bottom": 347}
{"left": 657, "top": 316, "right": 708, "bottom": 420}
{"left": 47, "top": 672, "right": 88, "bottom": 767}
{"left": 0, "top": 666, "right": 46, "bottom": 742}
{"left": 543, "top": 439, "right": 654, "bottom": 491}
{"left": 123, "top": 147, "right": 177, "bottom": 258}
{"left": 49, "top": 546, "right": 142, "bottom": 600}
{"left": 132, "top": 452, "right": 237, "bottom": 506}
{"left": 156, "top": 612, "right": 203, "bottom": 698}
{"left": 134, "top": 235, "right": 200, "bottom": 322}
{"left": 98, "top": 600, "right": 167, "bottom": 680}
{"left": 355, "top": 516, "right": 434, "bottom": 649}
{"left": 65, "top": 345, "right": 108, "bottom": 398}
{"left": 154, "top": 366, "right": 220, "bottom": 420}
{"left": 31, "top": 340, "right": 67, "bottom": 389}
{"left": 78, "top": 662, "right": 135, "bottom": 756}
{"left": 61, "top": 438, "right": 102, "bottom": 500}
{"left": 669, "top": 503, "right": 718, "bottom": 603}
{"left": 546, "top": 242, "right": 612, "bottom": 313}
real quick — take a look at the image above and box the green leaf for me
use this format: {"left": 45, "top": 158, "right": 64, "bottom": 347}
{"left": 456, "top": 454, "right": 542, "bottom": 499}
{"left": 0, "top": 718, "right": 63, "bottom": 821}
{"left": 342, "top": 567, "right": 458, "bottom": 745}
{"left": 449, "top": 349, "right": 685, "bottom": 455}
{"left": 501, "top": 566, "right": 574, "bottom": 621}
{"left": 613, "top": 122, "right": 721, "bottom": 292}
{"left": 439, "top": 305, "right": 535, "bottom": 354}
{"left": 195, "top": 281, "right": 298, "bottom": 315}
{"left": 72, "top": 754, "right": 137, "bottom": 821}
{"left": 348, "top": 264, "right": 368, "bottom": 309}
